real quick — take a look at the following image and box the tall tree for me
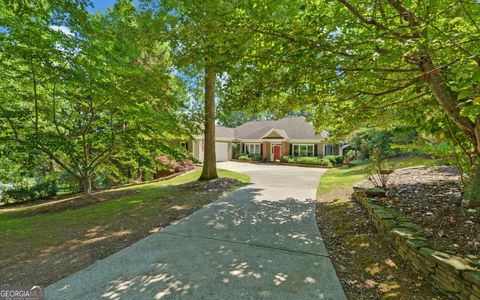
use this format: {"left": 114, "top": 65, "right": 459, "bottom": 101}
{"left": 140, "top": 0, "right": 254, "bottom": 180}
{"left": 0, "top": 0, "right": 190, "bottom": 194}
{"left": 220, "top": 0, "right": 480, "bottom": 205}
{"left": 201, "top": 65, "right": 218, "bottom": 179}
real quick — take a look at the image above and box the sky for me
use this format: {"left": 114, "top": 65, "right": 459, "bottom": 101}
{"left": 88, "top": 0, "right": 120, "bottom": 13}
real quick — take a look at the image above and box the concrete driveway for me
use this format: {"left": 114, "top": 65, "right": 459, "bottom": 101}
{"left": 46, "top": 162, "right": 346, "bottom": 300}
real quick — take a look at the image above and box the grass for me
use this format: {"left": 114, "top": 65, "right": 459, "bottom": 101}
{"left": 0, "top": 168, "right": 250, "bottom": 285}
{"left": 1, "top": 169, "right": 249, "bottom": 215}
{"left": 0, "top": 168, "right": 249, "bottom": 233}
{"left": 317, "top": 156, "right": 441, "bottom": 197}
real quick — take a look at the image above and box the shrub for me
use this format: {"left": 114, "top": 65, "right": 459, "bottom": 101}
{"left": 323, "top": 155, "right": 344, "bottom": 166}
{"left": 296, "top": 157, "right": 324, "bottom": 165}
{"left": 280, "top": 156, "right": 333, "bottom": 167}
{"left": 237, "top": 154, "right": 262, "bottom": 161}
{"left": 155, "top": 156, "right": 195, "bottom": 173}
{"left": 1, "top": 180, "right": 57, "bottom": 204}
{"left": 366, "top": 149, "right": 393, "bottom": 188}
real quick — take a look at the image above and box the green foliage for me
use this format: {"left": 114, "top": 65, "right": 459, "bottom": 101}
{"left": 323, "top": 155, "right": 345, "bottom": 166}
{"left": 280, "top": 156, "right": 334, "bottom": 167}
{"left": 237, "top": 154, "right": 262, "bottom": 161}
{"left": 216, "top": 111, "right": 273, "bottom": 128}
{"left": 0, "top": 1, "right": 191, "bottom": 195}
{"left": 391, "top": 140, "right": 452, "bottom": 158}
{"left": 348, "top": 126, "right": 418, "bottom": 159}
{"left": 317, "top": 156, "right": 440, "bottom": 197}
{"left": 1, "top": 180, "right": 57, "bottom": 204}
{"left": 348, "top": 159, "right": 370, "bottom": 166}
{"left": 215, "top": 0, "right": 480, "bottom": 200}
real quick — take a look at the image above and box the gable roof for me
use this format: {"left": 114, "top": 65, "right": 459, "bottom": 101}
{"left": 213, "top": 116, "right": 327, "bottom": 141}
{"left": 261, "top": 128, "right": 289, "bottom": 139}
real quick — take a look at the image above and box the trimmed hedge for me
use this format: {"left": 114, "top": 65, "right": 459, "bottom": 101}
{"left": 280, "top": 156, "right": 331, "bottom": 167}
{"left": 280, "top": 155, "right": 344, "bottom": 167}
{"left": 237, "top": 154, "right": 263, "bottom": 161}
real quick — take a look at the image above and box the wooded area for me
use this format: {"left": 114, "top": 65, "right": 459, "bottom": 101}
{"left": 1, "top": 0, "right": 479, "bottom": 206}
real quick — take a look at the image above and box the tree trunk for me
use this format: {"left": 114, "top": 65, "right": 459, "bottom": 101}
{"left": 83, "top": 175, "right": 92, "bottom": 196}
{"left": 199, "top": 65, "right": 218, "bottom": 181}
{"left": 420, "top": 58, "right": 480, "bottom": 206}
{"left": 464, "top": 158, "right": 480, "bottom": 207}
{"left": 136, "top": 169, "right": 144, "bottom": 182}
{"left": 421, "top": 58, "right": 477, "bottom": 143}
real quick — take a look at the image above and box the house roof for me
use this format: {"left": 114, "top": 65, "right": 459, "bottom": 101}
{"left": 215, "top": 126, "right": 235, "bottom": 139}
{"left": 213, "top": 116, "right": 327, "bottom": 141}
{"left": 261, "top": 128, "right": 289, "bottom": 140}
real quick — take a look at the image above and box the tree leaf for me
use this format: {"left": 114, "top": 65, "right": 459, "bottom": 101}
{"left": 473, "top": 70, "right": 480, "bottom": 82}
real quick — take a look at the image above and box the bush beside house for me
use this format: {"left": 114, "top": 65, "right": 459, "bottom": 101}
{"left": 280, "top": 155, "right": 344, "bottom": 167}
{"left": 237, "top": 154, "right": 263, "bottom": 161}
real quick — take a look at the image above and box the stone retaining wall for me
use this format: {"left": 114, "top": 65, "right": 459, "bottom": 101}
{"left": 353, "top": 188, "right": 480, "bottom": 300}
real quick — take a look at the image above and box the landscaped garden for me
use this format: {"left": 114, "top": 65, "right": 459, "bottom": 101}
{"left": 316, "top": 156, "right": 446, "bottom": 299}
{"left": 316, "top": 149, "right": 479, "bottom": 299}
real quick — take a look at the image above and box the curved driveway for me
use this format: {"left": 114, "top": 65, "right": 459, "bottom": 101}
{"left": 46, "top": 162, "right": 346, "bottom": 300}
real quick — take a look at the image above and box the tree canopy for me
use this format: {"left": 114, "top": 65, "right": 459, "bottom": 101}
{"left": 1, "top": 0, "right": 479, "bottom": 204}
{"left": 217, "top": 0, "right": 480, "bottom": 204}
{"left": 0, "top": 0, "right": 191, "bottom": 194}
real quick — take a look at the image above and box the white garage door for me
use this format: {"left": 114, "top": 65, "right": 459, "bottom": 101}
{"left": 215, "top": 142, "right": 229, "bottom": 162}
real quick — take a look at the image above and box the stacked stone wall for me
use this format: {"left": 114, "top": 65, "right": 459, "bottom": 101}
{"left": 353, "top": 189, "right": 480, "bottom": 300}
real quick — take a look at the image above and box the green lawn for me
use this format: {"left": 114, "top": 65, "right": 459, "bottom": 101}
{"left": 317, "top": 156, "right": 442, "bottom": 196}
{"left": 0, "top": 168, "right": 249, "bottom": 285}
{"left": 0, "top": 168, "right": 249, "bottom": 231}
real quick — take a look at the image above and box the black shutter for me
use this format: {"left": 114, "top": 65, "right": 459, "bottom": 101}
{"left": 260, "top": 144, "right": 263, "bottom": 155}
{"left": 314, "top": 144, "right": 318, "bottom": 156}
{"left": 242, "top": 143, "right": 245, "bottom": 153}
{"left": 289, "top": 144, "right": 292, "bottom": 156}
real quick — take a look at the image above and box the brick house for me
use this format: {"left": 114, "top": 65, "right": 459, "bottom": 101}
{"left": 189, "top": 116, "right": 343, "bottom": 162}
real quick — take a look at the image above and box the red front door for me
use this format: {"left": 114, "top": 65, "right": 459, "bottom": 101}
{"left": 273, "top": 145, "right": 281, "bottom": 161}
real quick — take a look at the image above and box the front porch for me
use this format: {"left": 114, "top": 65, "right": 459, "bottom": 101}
{"left": 233, "top": 141, "right": 341, "bottom": 162}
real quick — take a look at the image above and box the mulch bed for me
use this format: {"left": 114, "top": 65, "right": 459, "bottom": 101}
{"left": 361, "top": 166, "right": 480, "bottom": 256}
{"left": 172, "top": 177, "right": 241, "bottom": 192}
{"left": 317, "top": 188, "right": 446, "bottom": 299}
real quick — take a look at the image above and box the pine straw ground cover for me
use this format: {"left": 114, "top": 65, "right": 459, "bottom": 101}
{"left": 316, "top": 158, "right": 447, "bottom": 299}
{"left": 0, "top": 169, "right": 249, "bottom": 286}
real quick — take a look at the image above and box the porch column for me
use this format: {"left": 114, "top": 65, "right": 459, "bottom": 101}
{"left": 262, "top": 142, "right": 269, "bottom": 161}
{"left": 317, "top": 143, "right": 324, "bottom": 157}
{"left": 282, "top": 141, "right": 289, "bottom": 156}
